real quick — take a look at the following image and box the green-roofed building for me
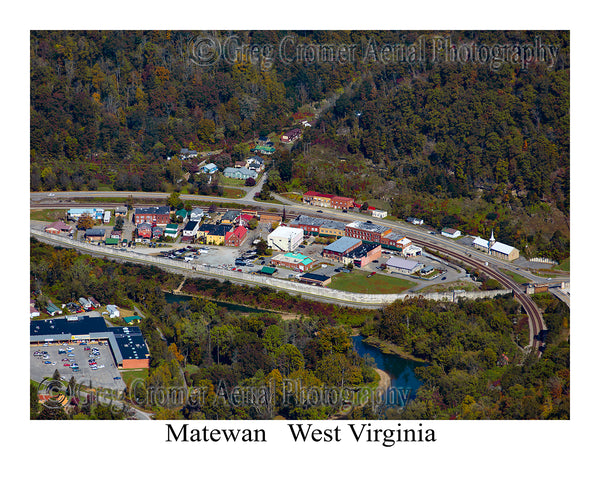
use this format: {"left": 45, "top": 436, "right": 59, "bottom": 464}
{"left": 252, "top": 145, "right": 275, "bottom": 155}
{"left": 259, "top": 266, "right": 276, "bottom": 275}
{"left": 105, "top": 238, "right": 119, "bottom": 245}
{"left": 165, "top": 223, "right": 179, "bottom": 238}
{"left": 270, "top": 252, "right": 315, "bottom": 272}
{"left": 176, "top": 209, "right": 189, "bottom": 221}
{"left": 123, "top": 315, "right": 142, "bottom": 324}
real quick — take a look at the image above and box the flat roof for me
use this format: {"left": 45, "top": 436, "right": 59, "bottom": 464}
{"left": 386, "top": 257, "right": 420, "bottom": 270}
{"left": 300, "top": 273, "right": 330, "bottom": 282}
{"left": 345, "top": 242, "right": 380, "bottom": 259}
{"left": 290, "top": 215, "right": 326, "bottom": 227}
{"left": 320, "top": 219, "right": 347, "bottom": 230}
{"left": 269, "top": 226, "right": 304, "bottom": 237}
{"left": 273, "top": 252, "right": 314, "bottom": 266}
{"left": 135, "top": 206, "right": 170, "bottom": 215}
{"left": 324, "top": 236, "right": 362, "bottom": 254}
{"left": 346, "top": 221, "right": 390, "bottom": 234}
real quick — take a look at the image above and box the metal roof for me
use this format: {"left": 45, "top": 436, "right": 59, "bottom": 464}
{"left": 346, "top": 220, "right": 390, "bottom": 234}
{"left": 323, "top": 236, "right": 362, "bottom": 254}
{"left": 386, "top": 257, "right": 420, "bottom": 270}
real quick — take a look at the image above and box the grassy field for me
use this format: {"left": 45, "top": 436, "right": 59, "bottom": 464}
{"left": 120, "top": 369, "right": 148, "bottom": 388}
{"left": 554, "top": 257, "right": 570, "bottom": 272}
{"left": 500, "top": 268, "right": 531, "bottom": 284}
{"left": 30, "top": 209, "right": 67, "bottom": 222}
{"left": 417, "top": 280, "right": 480, "bottom": 294}
{"left": 330, "top": 270, "right": 417, "bottom": 294}
{"left": 222, "top": 187, "right": 245, "bottom": 198}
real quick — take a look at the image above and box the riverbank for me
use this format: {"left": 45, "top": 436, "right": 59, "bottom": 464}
{"left": 375, "top": 368, "right": 391, "bottom": 391}
{"left": 362, "top": 336, "right": 427, "bottom": 364}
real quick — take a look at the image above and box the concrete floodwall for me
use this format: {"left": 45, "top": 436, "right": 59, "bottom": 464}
{"left": 31, "top": 229, "right": 512, "bottom": 306}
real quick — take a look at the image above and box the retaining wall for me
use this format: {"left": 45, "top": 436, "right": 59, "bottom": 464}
{"left": 31, "top": 229, "right": 512, "bottom": 306}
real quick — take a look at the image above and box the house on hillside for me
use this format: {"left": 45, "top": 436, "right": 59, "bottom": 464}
{"left": 202, "top": 163, "right": 218, "bottom": 174}
{"left": 223, "top": 167, "right": 258, "bottom": 180}
{"left": 441, "top": 228, "right": 461, "bottom": 239}
{"left": 281, "top": 128, "right": 301, "bottom": 143}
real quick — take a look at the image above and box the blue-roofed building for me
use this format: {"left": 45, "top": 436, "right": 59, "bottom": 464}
{"left": 202, "top": 163, "right": 218, "bottom": 174}
{"left": 322, "top": 236, "right": 362, "bottom": 262}
{"left": 67, "top": 208, "right": 104, "bottom": 221}
{"left": 30, "top": 315, "right": 150, "bottom": 369}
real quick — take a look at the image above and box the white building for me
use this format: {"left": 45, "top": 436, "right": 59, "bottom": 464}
{"left": 386, "top": 256, "right": 423, "bottom": 274}
{"left": 267, "top": 226, "right": 304, "bottom": 252}
{"left": 103, "top": 210, "right": 111, "bottom": 224}
{"left": 404, "top": 244, "right": 422, "bottom": 257}
{"left": 441, "top": 228, "right": 461, "bottom": 238}
{"left": 372, "top": 209, "right": 388, "bottom": 219}
{"left": 471, "top": 230, "right": 519, "bottom": 261}
{"left": 106, "top": 305, "right": 120, "bottom": 318}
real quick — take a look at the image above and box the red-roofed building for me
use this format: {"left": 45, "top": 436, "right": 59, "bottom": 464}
{"left": 303, "top": 191, "right": 334, "bottom": 208}
{"left": 238, "top": 214, "right": 255, "bottom": 226}
{"left": 44, "top": 221, "right": 73, "bottom": 235}
{"left": 225, "top": 225, "right": 248, "bottom": 247}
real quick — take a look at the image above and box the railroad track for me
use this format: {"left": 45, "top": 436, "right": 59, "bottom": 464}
{"left": 412, "top": 239, "right": 546, "bottom": 356}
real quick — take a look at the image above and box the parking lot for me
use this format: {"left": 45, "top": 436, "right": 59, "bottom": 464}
{"left": 31, "top": 342, "right": 125, "bottom": 391}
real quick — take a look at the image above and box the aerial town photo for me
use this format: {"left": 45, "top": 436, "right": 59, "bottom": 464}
{"left": 29, "top": 30, "right": 569, "bottom": 422}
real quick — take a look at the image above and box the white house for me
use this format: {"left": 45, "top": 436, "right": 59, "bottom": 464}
{"left": 441, "top": 228, "right": 461, "bottom": 238}
{"left": 202, "top": 163, "right": 218, "bottom": 174}
{"left": 190, "top": 208, "right": 205, "bottom": 222}
{"left": 267, "top": 226, "right": 304, "bottom": 252}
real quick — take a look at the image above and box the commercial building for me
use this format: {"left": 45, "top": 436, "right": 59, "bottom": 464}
{"left": 136, "top": 222, "right": 152, "bottom": 239}
{"left": 319, "top": 220, "right": 347, "bottom": 238}
{"left": 134, "top": 206, "right": 170, "bottom": 226}
{"left": 345, "top": 221, "right": 392, "bottom": 244}
{"left": 289, "top": 215, "right": 324, "bottom": 235}
{"left": 259, "top": 213, "right": 282, "bottom": 224}
{"left": 302, "top": 191, "right": 355, "bottom": 210}
{"left": 343, "top": 242, "right": 382, "bottom": 268}
{"left": 270, "top": 252, "right": 315, "bottom": 272}
{"left": 322, "top": 236, "right": 362, "bottom": 262}
{"left": 385, "top": 257, "right": 423, "bottom": 275}
{"left": 268, "top": 226, "right": 304, "bottom": 252}
{"left": 44, "top": 221, "right": 73, "bottom": 235}
{"left": 381, "top": 232, "right": 412, "bottom": 253}
{"left": 30, "top": 315, "right": 150, "bottom": 369}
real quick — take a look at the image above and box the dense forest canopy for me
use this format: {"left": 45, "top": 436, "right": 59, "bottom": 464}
{"left": 30, "top": 31, "right": 569, "bottom": 259}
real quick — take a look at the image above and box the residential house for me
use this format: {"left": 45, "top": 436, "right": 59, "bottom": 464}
{"left": 152, "top": 226, "right": 164, "bottom": 239}
{"left": 281, "top": 128, "right": 301, "bottom": 143}
{"left": 114, "top": 206, "right": 128, "bottom": 217}
{"left": 175, "top": 209, "right": 189, "bottom": 222}
{"left": 181, "top": 221, "right": 200, "bottom": 242}
{"left": 202, "top": 163, "right": 218, "bottom": 174}
{"left": 220, "top": 210, "right": 241, "bottom": 224}
{"left": 223, "top": 166, "right": 258, "bottom": 180}
{"left": 180, "top": 148, "right": 198, "bottom": 159}
{"left": 406, "top": 217, "right": 424, "bottom": 225}
{"left": 164, "top": 223, "right": 180, "bottom": 238}
{"left": 189, "top": 208, "right": 205, "bottom": 222}
{"left": 252, "top": 145, "right": 275, "bottom": 155}
{"left": 136, "top": 222, "right": 153, "bottom": 239}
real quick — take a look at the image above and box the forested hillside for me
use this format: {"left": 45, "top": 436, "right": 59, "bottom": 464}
{"left": 30, "top": 30, "right": 569, "bottom": 258}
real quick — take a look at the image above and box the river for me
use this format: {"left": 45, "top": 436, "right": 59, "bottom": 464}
{"left": 351, "top": 335, "right": 423, "bottom": 405}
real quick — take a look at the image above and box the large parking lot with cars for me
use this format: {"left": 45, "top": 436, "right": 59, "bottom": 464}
{"left": 31, "top": 342, "right": 125, "bottom": 391}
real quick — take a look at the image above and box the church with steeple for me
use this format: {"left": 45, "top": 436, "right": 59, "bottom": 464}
{"left": 472, "top": 229, "right": 519, "bottom": 261}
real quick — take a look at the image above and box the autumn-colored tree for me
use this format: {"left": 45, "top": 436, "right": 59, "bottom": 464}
{"left": 76, "top": 213, "right": 94, "bottom": 230}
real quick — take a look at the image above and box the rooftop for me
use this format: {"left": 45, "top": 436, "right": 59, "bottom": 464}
{"left": 300, "top": 273, "right": 330, "bottom": 282}
{"left": 344, "top": 242, "right": 380, "bottom": 259}
{"left": 290, "top": 215, "right": 326, "bottom": 227}
{"left": 346, "top": 221, "right": 390, "bottom": 234}
{"left": 386, "top": 257, "right": 420, "bottom": 270}
{"left": 269, "top": 225, "right": 304, "bottom": 237}
{"left": 135, "top": 206, "right": 170, "bottom": 215}
{"left": 323, "top": 236, "right": 362, "bottom": 254}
